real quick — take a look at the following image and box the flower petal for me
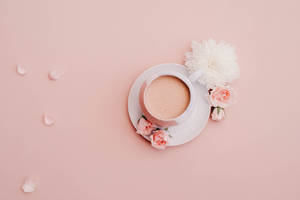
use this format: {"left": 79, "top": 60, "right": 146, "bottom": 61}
{"left": 43, "top": 114, "right": 55, "bottom": 126}
{"left": 22, "top": 178, "right": 37, "bottom": 193}
{"left": 16, "top": 65, "right": 27, "bottom": 76}
{"left": 48, "top": 70, "right": 61, "bottom": 81}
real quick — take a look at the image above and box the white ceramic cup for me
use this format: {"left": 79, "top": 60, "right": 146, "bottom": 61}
{"left": 139, "top": 68, "right": 202, "bottom": 127}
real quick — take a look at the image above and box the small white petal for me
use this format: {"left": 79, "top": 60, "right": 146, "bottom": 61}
{"left": 48, "top": 70, "right": 61, "bottom": 81}
{"left": 22, "top": 178, "right": 37, "bottom": 193}
{"left": 16, "top": 65, "right": 27, "bottom": 76}
{"left": 43, "top": 114, "right": 55, "bottom": 126}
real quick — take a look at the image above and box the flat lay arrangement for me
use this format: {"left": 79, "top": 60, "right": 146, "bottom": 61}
{"left": 2, "top": 1, "right": 299, "bottom": 199}
{"left": 128, "top": 39, "right": 240, "bottom": 150}
{"left": 13, "top": 38, "right": 241, "bottom": 190}
{"left": 14, "top": 38, "right": 241, "bottom": 191}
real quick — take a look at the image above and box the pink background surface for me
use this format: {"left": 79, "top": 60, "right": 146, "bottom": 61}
{"left": 1, "top": 0, "right": 300, "bottom": 199}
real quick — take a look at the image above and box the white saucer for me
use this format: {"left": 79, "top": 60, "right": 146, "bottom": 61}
{"left": 128, "top": 63, "right": 210, "bottom": 146}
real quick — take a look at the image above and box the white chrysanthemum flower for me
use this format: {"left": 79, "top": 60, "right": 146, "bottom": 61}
{"left": 185, "top": 39, "right": 240, "bottom": 89}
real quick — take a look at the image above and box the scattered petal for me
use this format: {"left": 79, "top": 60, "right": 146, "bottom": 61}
{"left": 43, "top": 114, "right": 55, "bottom": 126}
{"left": 48, "top": 70, "right": 61, "bottom": 81}
{"left": 16, "top": 65, "right": 27, "bottom": 76}
{"left": 22, "top": 178, "right": 37, "bottom": 193}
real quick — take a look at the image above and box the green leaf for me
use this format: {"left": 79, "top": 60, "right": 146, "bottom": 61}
{"left": 216, "top": 107, "right": 224, "bottom": 114}
{"left": 217, "top": 107, "right": 221, "bottom": 114}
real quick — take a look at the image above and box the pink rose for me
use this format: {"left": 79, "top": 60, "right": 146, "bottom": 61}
{"left": 211, "top": 107, "right": 225, "bottom": 121}
{"left": 150, "top": 130, "right": 169, "bottom": 150}
{"left": 136, "top": 116, "right": 155, "bottom": 136}
{"left": 208, "top": 86, "right": 236, "bottom": 108}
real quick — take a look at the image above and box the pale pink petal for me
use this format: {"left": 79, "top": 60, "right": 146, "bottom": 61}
{"left": 22, "top": 178, "right": 38, "bottom": 193}
{"left": 48, "top": 70, "right": 61, "bottom": 81}
{"left": 43, "top": 114, "right": 55, "bottom": 126}
{"left": 16, "top": 65, "right": 27, "bottom": 76}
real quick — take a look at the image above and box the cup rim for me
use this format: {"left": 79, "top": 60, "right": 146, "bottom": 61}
{"left": 142, "top": 71, "right": 195, "bottom": 124}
